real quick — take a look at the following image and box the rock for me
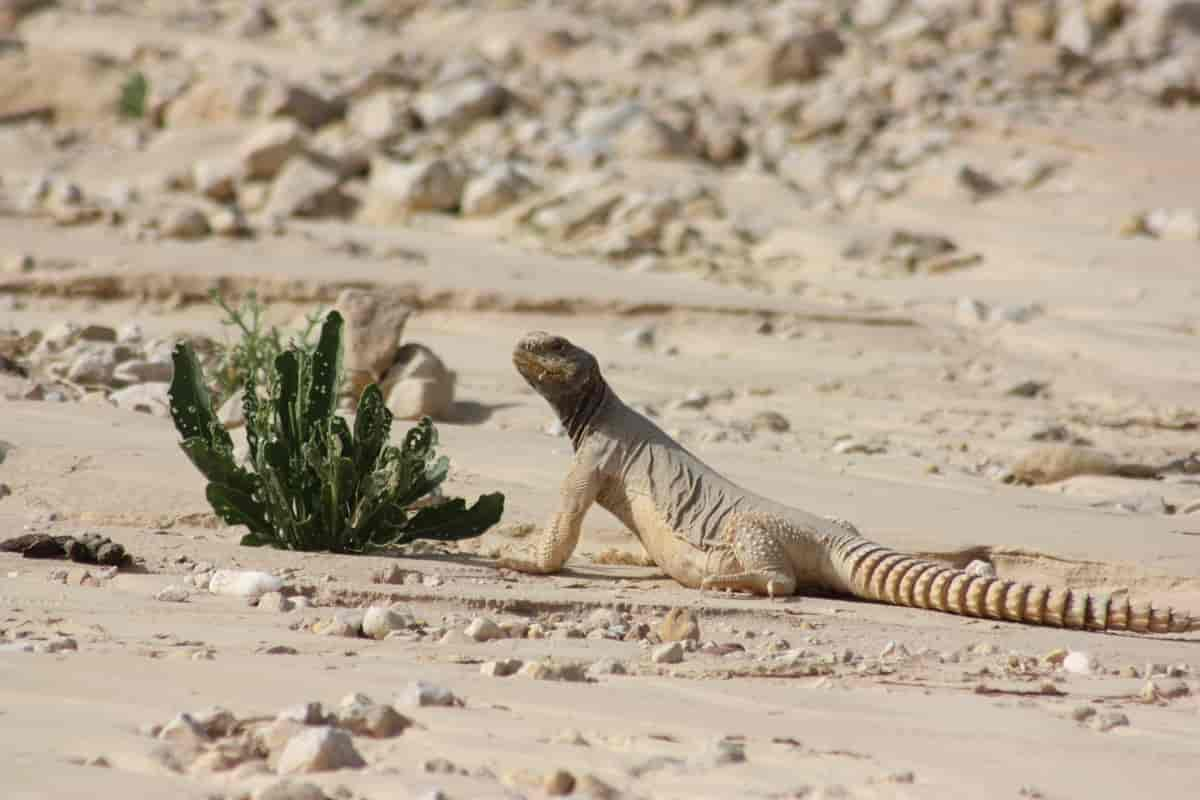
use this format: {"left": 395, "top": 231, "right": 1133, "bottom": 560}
{"left": 586, "top": 658, "right": 628, "bottom": 678}
{"left": 652, "top": 641, "right": 684, "bottom": 664}
{"left": 1004, "top": 157, "right": 1057, "bottom": 189}
{"left": 853, "top": 0, "right": 900, "bottom": 27}
{"left": 210, "top": 207, "right": 253, "bottom": 238}
{"left": 266, "top": 158, "right": 345, "bottom": 219}
{"left": 112, "top": 359, "right": 173, "bottom": 384}
{"left": 238, "top": 121, "right": 307, "bottom": 181}
{"left": 66, "top": 347, "right": 116, "bottom": 385}
{"left": 252, "top": 779, "right": 330, "bottom": 800}
{"left": 277, "top": 702, "right": 327, "bottom": 725}
{"left": 347, "top": 91, "right": 417, "bottom": 144}
{"left": 464, "top": 617, "right": 504, "bottom": 642}
{"left": 208, "top": 569, "right": 283, "bottom": 599}
{"left": 620, "top": 324, "right": 656, "bottom": 349}
{"left": 964, "top": 560, "right": 997, "bottom": 579}
{"left": 516, "top": 659, "right": 591, "bottom": 682}
{"left": 154, "top": 585, "right": 190, "bottom": 602}
{"left": 381, "top": 343, "right": 456, "bottom": 420}
{"left": 261, "top": 82, "right": 344, "bottom": 131}
{"left": 742, "top": 30, "right": 845, "bottom": 86}
{"left": 361, "top": 158, "right": 466, "bottom": 220}
{"left": 397, "top": 680, "right": 462, "bottom": 708}
{"left": 318, "top": 610, "right": 365, "bottom": 638}
{"left": 218, "top": 389, "right": 246, "bottom": 429}
{"left": 612, "top": 112, "right": 692, "bottom": 160}
{"left": 1012, "top": 2, "right": 1056, "bottom": 42}
{"left": 193, "top": 157, "right": 243, "bottom": 202}
{"left": 1145, "top": 207, "right": 1200, "bottom": 241}
{"left": 190, "top": 706, "right": 237, "bottom": 737}
{"left": 750, "top": 411, "right": 790, "bottom": 433}
{"left": 415, "top": 78, "right": 508, "bottom": 132}
{"left": 334, "top": 703, "right": 411, "bottom": 738}
{"left": 276, "top": 727, "right": 366, "bottom": 775}
{"left": 257, "top": 591, "right": 294, "bottom": 613}
{"left": 659, "top": 608, "right": 700, "bottom": 642}
{"left": 1056, "top": 3, "right": 1095, "bottom": 58}
{"left": 159, "top": 206, "right": 211, "bottom": 240}
{"left": 481, "top": 658, "right": 523, "bottom": 677}
{"left": 159, "top": 712, "right": 210, "bottom": 749}
{"left": 461, "top": 163, "right": 537, "bottom": 217}
{"left": 361, "top": 605, "right": 414, "bottom": 639}
{"left": 543, "top": 769, "right": 576, "bottom": 796}
{"left": 1091, "top": 711, "right": 1129, "bottom": 732}
{"left": 333, "top": 288, "right": 413, "bottom": 396}
{"left": 1063, "top": 651, "right": 1095, "bottom": 675}
{"left": 110, "top": 383, "right": 171, "bottom": 416}
{"left": 1010, "top": 445, "right": 1145, "bottom": 485}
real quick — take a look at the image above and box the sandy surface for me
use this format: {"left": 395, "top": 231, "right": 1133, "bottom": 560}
{"left": 3, "top": 2, "right": 1200, "bottom": 799}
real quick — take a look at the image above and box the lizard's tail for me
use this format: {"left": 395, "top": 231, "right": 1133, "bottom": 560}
{"left": 827, "top": 537, "right": 1199, "bottom": 634}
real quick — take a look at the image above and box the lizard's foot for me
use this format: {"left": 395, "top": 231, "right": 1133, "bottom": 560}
{"left": 701, "top": 570, "right": 795, "bottom": 598}
{"left": 494, "top": 551, "right": 558, "bottom": 575}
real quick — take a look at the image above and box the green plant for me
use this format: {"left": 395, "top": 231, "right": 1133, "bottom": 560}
{"left": 118, "top": 71, "right": 149, "bottom": 119}
{"left": 167, "top": 310, "right": 504, "bottom": 553}
{"left": 208, "top": 289, "right": 323, "bottom": 405}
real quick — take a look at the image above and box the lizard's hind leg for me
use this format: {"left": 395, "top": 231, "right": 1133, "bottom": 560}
{"left": 700, "top": 513, "right": 798, "bottom": 598}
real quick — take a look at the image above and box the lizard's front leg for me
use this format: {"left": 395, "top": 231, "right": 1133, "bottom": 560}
{"left": 496, "top": 457, "right": 601, "bottom": 575}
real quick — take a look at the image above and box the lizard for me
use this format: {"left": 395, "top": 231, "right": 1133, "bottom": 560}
{"left": 497, "top": 330, "right": 1198, "bottom": 635}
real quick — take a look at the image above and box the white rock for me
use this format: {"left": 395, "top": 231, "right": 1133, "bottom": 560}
{"left": 460, "top": 163, "right": 536, "bottom": 217}
{"left": 66, "top": 347, "right": 117, "bottom": 385}
{"left": 964, "top": 560, "right": 997, "bottom": 579}
{"left": 414, "top": 78, "right": 508, "bottom": 132}
{"left": 155, "top": 585, "right": 191, "bottom": 602}
{"left": 396, "top": 680, "right": 460, "bottom": 708}
{"left": 464, "top": 617, "right": 504, "bottom": 642}
{"left": 361, "top": 157, "right": 466, "bottom": 219}
{"left": 362, "top": 605, "right": 414, "bottom": 640}
{"left": 110, "top": 383, "right": 171, "bottom": 416}
{"left": 652, "top": 642, "right": 684, "bottom": 664}
{"left": 257, "top": 591, "right": 295, "bottom": 613}
{"left": 381, "top": 343, "right": 456, "bottom": 421}
{"left": 1145, "top": 208, "right": 1200, "bottom": 241}
{"left": 1056, "top": 3, "right": 1094, "bottom": 58}
{"left": 276, "top": 727, "right": 366, "bottom": 775}
{"left": 208, "top": 569, "right": 283, "bottom": 599}
{"left": 1063, "top": 651, "right": 1095, "bottom": 675}
{"left": 277, "top": 702, "right": 326, "bottom": 725}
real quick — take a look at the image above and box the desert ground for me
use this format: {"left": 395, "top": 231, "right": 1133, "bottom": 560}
{"left": 3, "top": 1, "right": 1200, "bottom": 799}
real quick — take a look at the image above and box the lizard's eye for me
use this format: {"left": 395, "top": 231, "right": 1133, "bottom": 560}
{"left": 548, "top": 339, "right": 565, "bottom": 352}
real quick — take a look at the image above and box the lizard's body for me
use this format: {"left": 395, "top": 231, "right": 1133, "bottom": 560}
{"left": 501, "top": 332, "right": 1197, "bottom": 635}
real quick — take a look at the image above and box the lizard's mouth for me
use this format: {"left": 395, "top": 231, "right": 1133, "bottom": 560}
{"left": 513, "top": 349, "right": 568, "bottom": 385}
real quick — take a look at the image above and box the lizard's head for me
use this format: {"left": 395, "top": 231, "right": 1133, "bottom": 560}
{"left": 513, "top": 331, "right": 600, "bottom": 406}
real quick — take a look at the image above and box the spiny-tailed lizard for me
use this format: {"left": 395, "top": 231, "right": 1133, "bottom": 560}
{"left": 496, "top": 331, "right": 1197, "bottom": 635}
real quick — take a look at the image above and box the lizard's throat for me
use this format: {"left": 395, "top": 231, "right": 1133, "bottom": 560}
{"left": 550, "top": 377, "right": 609, "bottom": 450}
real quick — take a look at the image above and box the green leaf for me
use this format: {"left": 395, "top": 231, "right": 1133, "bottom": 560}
{"left": 352, "top": 384, "right": 391, "bottom": 477}
{"left": 180, "top": 439, "right": 258, "bottom": 496}
{"left": 206, "top": 483, "right": 270, "bottom": 536}
{"left": 240, "top": 532, "right": 269, "bottom": 547}
{"left": 169, "top": 341, "right": 231, "bottom": 450}
{"left": 389, "top": 492, "right": 505, "bottom": 545}
{"left": 307, "top": 310, "right": 344, "bottom": 428}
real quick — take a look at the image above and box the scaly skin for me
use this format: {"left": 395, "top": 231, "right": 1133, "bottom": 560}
{"left": 499, "top": 331, "right": 1198, "bottom": 635}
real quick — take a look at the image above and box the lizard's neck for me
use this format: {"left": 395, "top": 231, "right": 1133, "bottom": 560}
{"left": 551, "top": 376, "right": 611, "bottom": 451}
